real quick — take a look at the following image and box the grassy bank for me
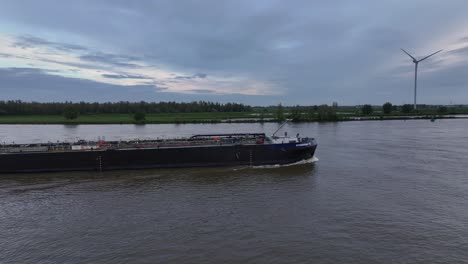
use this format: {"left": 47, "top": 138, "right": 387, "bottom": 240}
{"left": 0, "top": 111, "right": 466, "bottom": 124}
{"left": 2, "top": 100, "right": 468, "bottom": 124}
{"left": 0, "top": 112, "right": 259, "bottom": 124}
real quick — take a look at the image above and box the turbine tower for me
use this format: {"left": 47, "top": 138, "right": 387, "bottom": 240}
{"left": 401, "top": 48, "right": 442, "bottom": 110}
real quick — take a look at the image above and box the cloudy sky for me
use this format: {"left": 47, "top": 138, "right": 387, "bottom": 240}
{"left": 1, "top": 0, "right": 468, "bottom": 105}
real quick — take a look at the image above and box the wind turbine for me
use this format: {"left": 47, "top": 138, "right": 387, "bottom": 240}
{"left": 401, "top": 48, "right": 442, "bottom": 110}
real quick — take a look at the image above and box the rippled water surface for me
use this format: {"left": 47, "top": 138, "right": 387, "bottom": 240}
{"left": 1, "top": 120, "right": 468, "bottom": 263}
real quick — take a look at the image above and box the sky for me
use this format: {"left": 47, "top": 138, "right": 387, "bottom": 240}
{"left": 0, "top": 0, "right": 468, "bottom": 106}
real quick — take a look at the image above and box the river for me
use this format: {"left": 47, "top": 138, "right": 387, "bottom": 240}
{"left": 1, "top": 120, "right": 467, "bottom": 263}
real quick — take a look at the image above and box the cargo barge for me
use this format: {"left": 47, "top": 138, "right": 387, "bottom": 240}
{"left": 0, "top": 133, "right": 317, "bottom": 173}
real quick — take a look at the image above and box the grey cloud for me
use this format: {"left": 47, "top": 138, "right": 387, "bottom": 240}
{"left": 174, "top": 73, "right": 208, "bottom": 80}
{"left": 194, "top": 73, "right": 207, "bottom": 78}
{"left": 446, "top": 45, "right": 468, "bottom": 56}
{"left": 187, "top": 89, "right": 216, "bottom": 94}
{"left": 79, "top": 53, "right": 140, "bottom": 68}
{"left": 11, "top": 35, "right": 142, "bottom": 69}
{"left": 0, "top": 67, "right": 274, "bottom": 104}
{"left": 102, "top": 74, "right": 148, "bottom": 79}
{"left": 459, "top": 36, "right": 468, "bottom": 42}
{"left": 0, "top": 67, "right": 44, "bottom": 75}
{"left": 174, "top": 76, "right": 191, "bottom": 80}
{"left": 36, "top": 55, "right": 141, "bottom": 73}
{"left": 13, "top": 35, "right": 88, "bottom": 51}
{"left": 8, "top": 35, "right": 144, "bottom": 72}
{"left": 13, "top": 35, "right": 52, "bottom": 48}
{"left": 152, "top": 86, "right": 168, "bottom": 92}
{"left": 40, "top": 58, "right": 104, "bottom": 70}
{"left": 0, "top": 67, "right": 160, "bottom": 101}
{"left": 0, "top": 52, "right": 31, "bottom": 60}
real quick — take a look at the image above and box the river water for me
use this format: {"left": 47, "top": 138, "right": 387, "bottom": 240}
{"left": 1, "top": 120, "right": 467, "bottom": 263}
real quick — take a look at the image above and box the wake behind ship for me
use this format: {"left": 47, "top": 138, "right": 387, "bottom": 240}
{"left": 0, "top": 133, "right": 317, "bottom": 173}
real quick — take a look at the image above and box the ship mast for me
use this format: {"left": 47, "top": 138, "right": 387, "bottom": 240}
{"left": 272, "top": 120, "right": 289, "bottom": 137}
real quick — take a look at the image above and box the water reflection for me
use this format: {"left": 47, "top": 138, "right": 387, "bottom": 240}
{"left": 0, "top": 163, "right": 317, "bottom": 194}
{"left": 1, "top": 163, "right": 316, "bottom": 182}
{"left": 63, "top": 124, "right": 79, "bottom": 128}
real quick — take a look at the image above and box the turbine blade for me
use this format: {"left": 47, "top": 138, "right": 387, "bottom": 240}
{"left": 418, "top": 49, "right": 443, "bottom": 62}
{"left": 401, "top": 48, "right": 416, "bottom": 60}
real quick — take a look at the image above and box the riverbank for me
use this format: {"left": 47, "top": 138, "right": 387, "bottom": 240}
{"left": 0, "top": 112, "right": 254, "bottom": 124}
{"left": 0, "top": 112, "right": 467, "bottom": 124}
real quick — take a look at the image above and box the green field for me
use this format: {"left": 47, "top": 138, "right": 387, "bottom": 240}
{"left": 0, "top": 112, "right": 260, "bottom": 124}
{"left": 0, "top": 108, "right": 465, "bottom": 124}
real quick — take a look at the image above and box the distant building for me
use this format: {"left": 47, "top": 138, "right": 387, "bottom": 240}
{"left": 332, "top": 102, "right": 338, "bottom": 108}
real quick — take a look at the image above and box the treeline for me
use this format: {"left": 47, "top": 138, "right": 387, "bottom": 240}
{"left": 270, "top": 102, "right": 468, "bottom": 122}
{"left": 271, "top": 104, "right": 339, "bottom": 122}
{"left": 358, "top": 103, "right": 468, "bottom": 115}
{"left": 0, "top": 100, "right": 252, "bottom": 115}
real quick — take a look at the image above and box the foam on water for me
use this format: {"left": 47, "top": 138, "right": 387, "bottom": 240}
{"left": 252, "top": 156, "right": 318, "bottom": 169}
{"left": 233, "top": 156, "right": 318, "bottom": 171}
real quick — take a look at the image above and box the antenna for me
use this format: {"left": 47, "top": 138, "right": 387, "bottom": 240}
{"left": 272, "top": 120, "right": 288, "bottom": 137}
{"left": 401, "top": 48, "right": 443, "bottom": 110}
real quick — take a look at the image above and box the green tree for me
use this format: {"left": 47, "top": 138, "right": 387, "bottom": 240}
{"left": 382, "top": 102, "right": 393, "bottom": 114}
{"left": 63, "top": 107, "right": 79, "bottom": 120}
{"left": 361, "top": 104, "right": 373, "bottom": 115}
{"left": 259, "top": 109, "right": 268, "bottom": 123}
{"left": 437, "top": 106, "right": 448, "bottom": 114}
{"left": 401, "top": 104, "right": 413, "bottom": 113}
{"left": 289, "top": 105, "right": 302, "bottom": 122}
{"left": 276, "top": 103, "right": 285, "bottom": 121}
{"left": 317, "top": 104, "right": 338, "bottom": 121}
{"left": 133, "top": 111, "right": 146, "bottom": 122}
{"left": 308, "top": 106, "right": 316, "bottom": 120}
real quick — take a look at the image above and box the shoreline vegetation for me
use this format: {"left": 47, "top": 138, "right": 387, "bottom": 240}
{"left": 0, "top": 113, "right": 466, "bottom": 125}
{"left": 0, "top": 100, "right": 467, "bottom": 124}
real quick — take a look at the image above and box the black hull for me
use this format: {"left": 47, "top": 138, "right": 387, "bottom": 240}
{"left": 0, "top": 143, "right": 317, "bottom": 173}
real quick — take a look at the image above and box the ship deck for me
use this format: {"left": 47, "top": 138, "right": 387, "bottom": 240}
{"left": 1, "top": 133, "right": 272, "bottom": 154}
